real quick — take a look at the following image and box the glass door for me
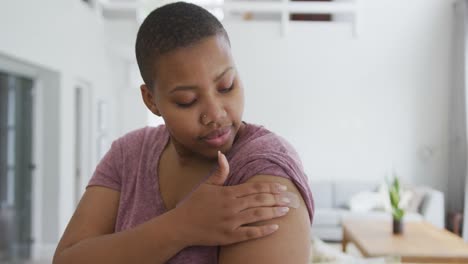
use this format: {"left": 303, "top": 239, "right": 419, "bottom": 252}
{"left": 0, "top": 71, "right": 34, "bottom": 262}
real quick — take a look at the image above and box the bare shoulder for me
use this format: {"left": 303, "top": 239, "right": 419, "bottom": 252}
{"left": 219, "top": 175, "right": 311, "bottom": 264}
{"left": 54, "top": 186, "right": 120, "bottom": 256}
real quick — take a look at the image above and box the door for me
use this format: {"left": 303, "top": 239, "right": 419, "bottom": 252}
{"left": 0, "top": 71, "right": 34, "bottom": 261}
{"left": 74, "top": 86, "right": 83, "bottom": 206}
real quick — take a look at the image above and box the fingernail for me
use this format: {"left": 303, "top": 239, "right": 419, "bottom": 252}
{"left": 269, "top": 224, "right": 279, "bottom": 231}
{"left": 275, "top": 184, "right": 287, "bottom": 192}
{"left": 280, "top": 197, "right": 291, "bottom": 204}
{"left": 277, "top": 207, "right": 289, "bottom": 214}
{"left": 283, "top": 192, "right": 300, "bottom": 209}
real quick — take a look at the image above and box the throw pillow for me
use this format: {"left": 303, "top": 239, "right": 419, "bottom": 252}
{"left": 348, "top": 191, "right": 381, "bottom": 212}
{"left": 404, "top": 187, "right": 427, "bottom": 213}
{"left": 376, "top": 182, "right": 392, "bottom": 212}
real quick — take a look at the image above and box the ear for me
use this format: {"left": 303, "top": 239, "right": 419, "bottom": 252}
{"left": 140, "top": 84, "right": 161, "bottom": 116}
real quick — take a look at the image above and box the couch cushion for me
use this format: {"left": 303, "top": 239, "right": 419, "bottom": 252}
{"left": 313, "top": 208, "right": 346, "bottom": 226}
{"left": 348, "top": 191, "right": 382, "bottom": 212}
{"left": 403, "top": 212, "right": 424, "bottom": 222}
{"left": 309, "top": 181, "right": 334, "bottom": 208}
{"left": 311, "top": 226, "right": 344, "bottom": 242}
{"left": 342, "top": 211, "right": 393, "bottom": 222}
{"left": 404, "top": 186, "right": 430, "bottom": 213}
{"left": 334, "top": 182, "right": 378, "bottom": 208}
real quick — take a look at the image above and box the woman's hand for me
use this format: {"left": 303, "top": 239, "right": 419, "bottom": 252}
{"left": 173, "top": 151, "right": 299, "bottom": 246}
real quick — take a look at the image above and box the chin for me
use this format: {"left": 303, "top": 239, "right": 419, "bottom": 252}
{"left": 200, "top": 140, "right": 234, "bottom": 159}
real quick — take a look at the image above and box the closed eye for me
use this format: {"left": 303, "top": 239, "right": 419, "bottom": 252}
{"left": 219, "top": 83, "right": 234, "bottom": 94}
{"left": 176, "top": 100, "right": 196, "bottom": 108}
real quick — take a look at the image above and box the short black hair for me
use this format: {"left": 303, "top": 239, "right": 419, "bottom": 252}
{"left": 135, "top": 2, "right": 230, "bottom": 87}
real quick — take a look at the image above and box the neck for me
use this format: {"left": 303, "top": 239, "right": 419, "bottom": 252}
{"left": 168, "top": 139, "right": 215, "bottom": 168}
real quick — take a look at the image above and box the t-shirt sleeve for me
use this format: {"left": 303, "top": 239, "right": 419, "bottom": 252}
{"left": 87, "top": 139, "right": 123, "bottom": 192}
{"left": 227, "top": 153, "right": 315, "bottom": 223}
{"left": 233, "top": 159, "right": 290, "bottom": 182}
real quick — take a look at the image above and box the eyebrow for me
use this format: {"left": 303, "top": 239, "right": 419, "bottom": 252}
{"left": 169, "top": 67, "right": 234, "bottom": 94}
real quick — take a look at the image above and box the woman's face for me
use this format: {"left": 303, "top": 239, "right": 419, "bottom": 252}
{"left": 142, "top": 35, "right": 245, "bottom": 160}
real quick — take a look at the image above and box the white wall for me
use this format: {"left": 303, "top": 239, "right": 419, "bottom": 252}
{"left": 0, "top": 0, "right": 119, "bottom": 258}
{"left": 225, "top": 0, "right": 455, "bottom": 195}
{"left": 103, "top": 20, "right": 151, "bottom": 135}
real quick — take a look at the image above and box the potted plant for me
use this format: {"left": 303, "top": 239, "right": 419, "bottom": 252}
{"left": 388, "top": 176, "right": 405, "bottom": 234}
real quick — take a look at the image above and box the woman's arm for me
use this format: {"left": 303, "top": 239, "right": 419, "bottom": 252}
{"left": 53, "top": 186, "right": 186, "bottom": 264}
{"left": 218, "top": 175, "right": 312, "bottom": 264}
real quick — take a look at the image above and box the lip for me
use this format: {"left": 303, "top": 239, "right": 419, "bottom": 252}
{"left": 201, "top": 127, "right": 232, "bottom": 147}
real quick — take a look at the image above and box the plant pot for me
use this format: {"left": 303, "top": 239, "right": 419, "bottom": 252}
{"left": 393, "top": 218, "right": 403, "bottom": 234}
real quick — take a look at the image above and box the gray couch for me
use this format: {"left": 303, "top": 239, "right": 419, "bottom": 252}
{"left": 310, "top": 181, "right": 445, "bottom": 242}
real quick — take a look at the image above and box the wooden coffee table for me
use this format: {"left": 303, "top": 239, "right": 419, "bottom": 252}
{"left": 342, "top": 220, "right": 468, "bottom": 263}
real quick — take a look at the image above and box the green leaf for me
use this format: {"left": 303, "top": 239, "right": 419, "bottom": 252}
{"left": 392, "top": 208, "right": 405, "bottom": 221}
{"left": 389, "top": 188, "right": 399, "bottom": 207}
{"left": 394, "top": 177, "right": 400, "bottom": 193}
{"left": 388, "top": 174, "right": 405, "bottom": 221}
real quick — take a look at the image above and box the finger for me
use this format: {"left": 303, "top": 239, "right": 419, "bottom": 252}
{"left": 205, "top": 151, "right": 230, "bottom": 186}
{"left": 230, "top": 224, "right": 279, "bottom": 243}
{"left": 229, "top": 181, "right": 288, "bottom": 197}
{"left": 237, "top": 192, "right": 300, "bottom": 211}
{"left": 235, "top": 207, "right": 289, "bottom": 226}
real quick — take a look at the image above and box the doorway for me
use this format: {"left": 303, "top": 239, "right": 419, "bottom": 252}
{"left": 0, "top": 71, "right": 34, "bottom": 262}
{"left": 73, "top": 81, "right": 92, "bottom": 207}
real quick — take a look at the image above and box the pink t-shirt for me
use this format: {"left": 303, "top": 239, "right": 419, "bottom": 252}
{"left": 88, "top": 122, "right": 314, "bottom": 263}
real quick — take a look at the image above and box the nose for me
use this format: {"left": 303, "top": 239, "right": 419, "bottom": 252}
{"left": 200, "top": 96, "right": 227, "bottom": 126}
